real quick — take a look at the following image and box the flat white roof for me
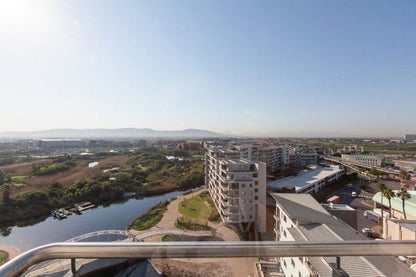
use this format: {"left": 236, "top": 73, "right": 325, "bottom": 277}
{"left": 267, "top": 165, "right": 343, "bottom": 190}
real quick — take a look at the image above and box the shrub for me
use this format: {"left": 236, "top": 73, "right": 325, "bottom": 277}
{"left": 129, "top": 201, "right": 169, "bottom": 231}
{"left": 14, "top": 190, "right": 49, "bottom": 206}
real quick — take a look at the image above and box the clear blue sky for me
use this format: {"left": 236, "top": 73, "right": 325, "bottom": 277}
{"left": 0, "top": 1, "right": 415, "bottom": 137}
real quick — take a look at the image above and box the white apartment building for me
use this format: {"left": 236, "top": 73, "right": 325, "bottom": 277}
{"left": 205, "top": 148, "right": 266, "bottom": 232}
{"left": 233, "top": 144, "right": 261, "bottom": 161}
{"left": 288, "top": 152, "right": 319, "bottom": 168}
{"left": 267, "top": 165, "right": 345, "bottom": 194}
{"left": 272, "top": 193, "right": 414, "bottom": 277}
{"left": 341, "top": 154, "right": 385, "bottom": 167}
{"left": 232, "top": 144, "right": 289, "bottom": 173}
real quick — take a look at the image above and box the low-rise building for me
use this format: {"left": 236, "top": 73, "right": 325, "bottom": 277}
{"left": 267, "top": 165, "right": 345, "bottom": 194}
{"left": 34, "top": 139, "right": 85, "bottom": 148}
{"left": 373, "top": 190, "right": 416, "bottom": 220}
{"left": 394, "top": 160, "right": 416, "bottom": 172}
{"left": 342, "top": 144, "right": 364, "bottom": 153}
{"left": 272, "top": 193, "right": 415, "bottom": 277}
{"left": 205, "top": 148, "right": 266, "bottom": 233}
{"left": 383, "top": 218, "right": 416, "bottom": 240}
{"left": 341, "top": 154, "right": 385, "bottom": 167}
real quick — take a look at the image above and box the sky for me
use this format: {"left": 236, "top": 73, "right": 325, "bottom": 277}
{"left": 0, "top": 1, "right": 415, "bottom": 137}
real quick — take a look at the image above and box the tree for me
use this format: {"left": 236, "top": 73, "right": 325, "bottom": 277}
{"left": 396, "top": 188, "right": 411, "bottom": 219}
{"left": 1, "top": 184, "right": 10, "bottom": 203}
{"left": 0, "top": 170, "right": 4, "bottom": 186}
{"left": 383, "top": 188, "right": 395, "bottom": 218}
{"left": 377, "top": 183, "right": 387, "bottom": 220}
{"left": 400, "top": 170, "right": 408, "bottom": 179}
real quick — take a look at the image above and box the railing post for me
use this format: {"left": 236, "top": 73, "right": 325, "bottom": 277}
{"left": 336, "top": 256, "right": 341, "bottom": 270}
{"left": 71, "top": 258, "right": 76, "bottom": 274}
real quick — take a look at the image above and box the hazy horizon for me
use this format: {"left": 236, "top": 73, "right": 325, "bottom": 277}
{"left": 1, "top": 1, "right": 415, "bottom": 137}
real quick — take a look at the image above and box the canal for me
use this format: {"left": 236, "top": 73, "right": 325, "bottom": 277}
{"left": 0, "top": 191, "right": 181, "bottom": 252}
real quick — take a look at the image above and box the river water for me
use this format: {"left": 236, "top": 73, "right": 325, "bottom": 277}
{"left": 0, "top": 191, "right": 181, "bottom": 252}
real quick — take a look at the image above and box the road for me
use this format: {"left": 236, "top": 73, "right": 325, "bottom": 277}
{"left": 327, "top": 174, "right": 379, "bottom": 235}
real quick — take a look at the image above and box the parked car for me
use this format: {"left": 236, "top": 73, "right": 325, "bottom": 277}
{"left": 352, "top": 191, "right": 357, "bottom": 197}
{"left": 362, "top": 228, "right": 372, "bottom": 235}
{"left": 347, "top": 183, "right": 354, "bottom": 188}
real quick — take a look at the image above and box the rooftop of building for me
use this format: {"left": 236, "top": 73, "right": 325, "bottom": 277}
{"left": 321, "top": 203, "right": 356, "bottom": 211}
{"left": 341, "top": 154, "right": 384, "bottom": 159}
{"left": 271, "top": 193, "right": 415, "bottom": 277}
{"left": 373, "top": 190, "right": 416, "bottom": 219}
{"left": 266, "top": 165, "right": 344, "bottom": 191}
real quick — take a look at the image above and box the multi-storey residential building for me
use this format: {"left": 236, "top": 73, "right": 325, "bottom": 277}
{"left": 205, "top": 148, "right": 266, "bottom": 233}
{"left": 288, "top": 152, "right": 319, "bottom": 168}
{"left": 287, "top": 145, "right": 319, "bottom": 168}
{"left": 259, "top": 146, "right": 288, "bottom": 173}
{"left": 267, "top": 165, "right": 345, "bottom": 194}
{"left": 341, "top": 154, "right": 385, "bottom": 167}
{"left": 230, "top": 144, "right": 289, "bottom": 173}
{"left": 233, "top": 144, "right": 261, "bottom": 161}
{"left": 272, "top": 193, "right": 415, "bottom": 277}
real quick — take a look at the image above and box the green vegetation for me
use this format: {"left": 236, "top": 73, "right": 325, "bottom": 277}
{"left": 10, "top": 176, "right": 27, "bottom": 188}
{"left": 178, "top": 191, "right": 219, "bottom": 222}
{"left": 368, "top": 168, "right": 385, "bottom": 176}
{"left": 200, "top": 191, "right": 220, "bottom": 221}
{"left": 0, "top": 148, "right": 204, "bottom": 225}
{"left": 0, "top": 251, "right": 7, "bottom": 265}
{"left": 396, "top": 188, "right": 411, "bottom": 219}
{"left": 129, "top": 201, "right": 169, "bottom": 230}
{"left": 14, "top": 190, "right": 49, "bottom": 207}
{"left": 32, "top": 161, "right": 76, "bottom": 176}
{"left": 161, "top": 234, "right": 222, "bottom": 241}
{"left": 175, "top": 217, "right": 211, "bottom": 231}
{"left": 179, "top": 195, "right": 211, "bottom": 219}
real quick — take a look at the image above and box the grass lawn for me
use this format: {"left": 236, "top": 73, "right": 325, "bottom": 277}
{"left": 179, "top": 194, "right": 211, "bottom": 219}
{"left": 11, "top": 176, "right": 27, "bottom": 183}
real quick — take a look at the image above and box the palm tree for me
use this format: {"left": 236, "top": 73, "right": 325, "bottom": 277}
{"left": 377, "top": 183, "right": 387, "bottom": 220}
{"left": 383, "top": 188, "right": 395, "bottom": 218}
{"left": 396, "top": 188, "right": 411, "bottom": 219}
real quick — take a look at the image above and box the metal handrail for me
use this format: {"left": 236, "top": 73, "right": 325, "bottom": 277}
{"left": 2, "top": 240, "right": 416, "bottom": 277}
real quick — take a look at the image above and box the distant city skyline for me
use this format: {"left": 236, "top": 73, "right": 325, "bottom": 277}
{"left": 0, "top": 1, "right": 415, "bottom": 137}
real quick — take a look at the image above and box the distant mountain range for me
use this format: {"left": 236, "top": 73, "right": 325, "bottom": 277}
{"left": 0, "top": 128, "right": 229, "bottom": 139}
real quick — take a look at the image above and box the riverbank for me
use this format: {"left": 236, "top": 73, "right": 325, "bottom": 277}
{"left": 0, "top": 184, "right": 200, "bottom": 229}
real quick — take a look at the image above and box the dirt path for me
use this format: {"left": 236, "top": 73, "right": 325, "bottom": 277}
{"left": 128, "top": 188, "right": 254, "bottom": 277}
{"left": 0, "top": 245, "right": 20, "bottom": 261}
